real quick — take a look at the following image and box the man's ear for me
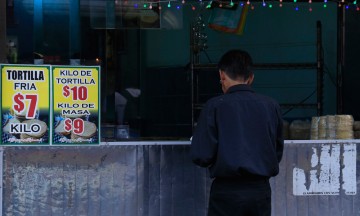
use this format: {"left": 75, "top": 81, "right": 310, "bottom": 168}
{"left": 246, "top": 73, "right": 254, "bottom": 85}
{"left": 219, "top": 70, "right": 226, "bottom": 82}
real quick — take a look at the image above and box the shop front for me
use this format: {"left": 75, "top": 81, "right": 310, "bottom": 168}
{"left": 1, "top": 0, "right": 360, "bottom": 215}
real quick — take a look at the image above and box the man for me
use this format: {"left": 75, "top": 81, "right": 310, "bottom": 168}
{"left": 190, "top": 49, "right": 284, "bottom": 216}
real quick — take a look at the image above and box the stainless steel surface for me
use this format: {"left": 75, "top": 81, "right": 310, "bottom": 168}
{"left": 2, "top": 140, "right": 360, "bottom": 215}
{"left": 2, "top": 145, "right": 210, "bottom": 216}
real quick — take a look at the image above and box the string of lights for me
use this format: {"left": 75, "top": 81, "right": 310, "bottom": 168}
{"left": 115, "top": 0, "right": 360, "bottom": 11}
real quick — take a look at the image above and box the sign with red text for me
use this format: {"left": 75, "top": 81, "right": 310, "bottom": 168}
{"left": 1, "top": 64, "right": 50, "bottom": 145}
{"left": 52, "top": 66, "right": 100, "bottom": 145}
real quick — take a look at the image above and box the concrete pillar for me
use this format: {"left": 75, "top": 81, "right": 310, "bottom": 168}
{"left": 0, "top": 0, "right": 6, "bottom": 63}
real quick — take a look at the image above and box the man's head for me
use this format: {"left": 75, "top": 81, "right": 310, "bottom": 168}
{"left": 218, "top": 49, "right": 254, "bottom": 93}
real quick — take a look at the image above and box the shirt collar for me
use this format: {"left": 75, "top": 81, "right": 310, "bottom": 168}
{"left": 226, "top": 84, "right": 254, "bottom": 94}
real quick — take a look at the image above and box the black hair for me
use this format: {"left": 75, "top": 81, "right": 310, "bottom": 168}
{"left": 218, "top": 49, "right": 253, "bottom": 80}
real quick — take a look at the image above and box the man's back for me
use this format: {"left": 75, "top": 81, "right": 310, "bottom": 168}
{"left": 191, "top": 84, "right": 283, "bottom": 178}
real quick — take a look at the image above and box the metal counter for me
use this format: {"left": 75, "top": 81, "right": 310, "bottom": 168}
{"left": 1, "top": 140, "right": 360, "bottom": 216}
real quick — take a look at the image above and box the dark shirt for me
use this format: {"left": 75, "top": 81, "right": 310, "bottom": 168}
{"left": 190, "top": 84, "right": 284, "bottom": 178}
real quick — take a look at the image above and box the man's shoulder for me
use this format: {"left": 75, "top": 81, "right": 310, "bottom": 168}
{"left": 254, "top": 94, "right": 282, "bottom": 111}
{"left": 231, "top": 91, "right": 280, "bottom": 107}
{"left": 255, "top": 93, "right": 279, "bottom": 103}
{"left": 207, "top": 94, "right": 225, "bottom": 104}
{"left": 202, "top": 95, "right": 225, "bottom": 110}
{"left": 205, "top": 91, "right": 280, "bottom": 107}
{"left": 255, "top": 93, "right": 276, "bottom": 102}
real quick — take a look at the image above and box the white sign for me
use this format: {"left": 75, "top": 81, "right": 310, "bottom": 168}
{"left": 293, "top": 143, "right": 356, "bottom": 196}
